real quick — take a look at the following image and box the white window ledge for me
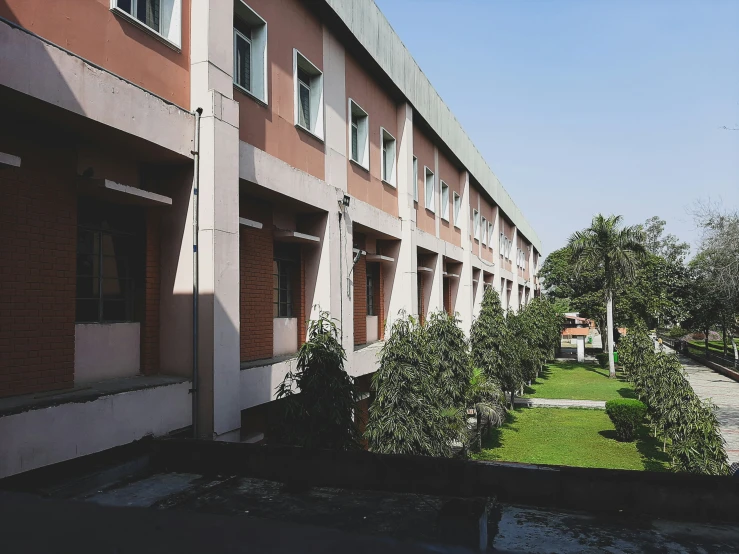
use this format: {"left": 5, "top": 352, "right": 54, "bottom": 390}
{"left": 234, "top": 83, "right": 268, "bottom": 107}
{"left": 350, "top": 158, "right": 369, "bottom": 173}
{"left": 295, "top": 123, "right": 325, "bottom": 143}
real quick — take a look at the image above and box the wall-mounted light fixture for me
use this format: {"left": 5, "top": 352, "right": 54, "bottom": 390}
{"left": 342, "top": 194, "right": 351, "bottom": 207}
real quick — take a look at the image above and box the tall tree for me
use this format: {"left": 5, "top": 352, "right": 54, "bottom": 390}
{"left": 568, "top": 214, "right": 646, "bottom": 378}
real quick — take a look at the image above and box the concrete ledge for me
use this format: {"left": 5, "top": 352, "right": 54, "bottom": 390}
{"left": 240, "top": 356, "right": 298, "bottom": 410}
{"left": 0, "top": 19, "right": 194, "bottom": 158}
{"left": 151, "top": 439, "right": 739, "bottom": 523}
{"left": 0, "top": 379, "right": 191, "bottom": 479}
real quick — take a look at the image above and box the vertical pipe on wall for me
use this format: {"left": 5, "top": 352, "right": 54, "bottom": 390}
{"left": 191, "top": 107, "right": 203, "bottom": 439}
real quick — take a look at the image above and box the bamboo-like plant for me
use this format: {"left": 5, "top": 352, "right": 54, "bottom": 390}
{"left": 620, "top": 327, "right": 729, "bottom": 475}
{"left": 274, "top": 312, "right": 360, "bottom": 450}
{"left": 365, "top": 313, "right": 459, "bottom": 457}
{"left": 467, "top": 366, "right": 506, "bottom": 450}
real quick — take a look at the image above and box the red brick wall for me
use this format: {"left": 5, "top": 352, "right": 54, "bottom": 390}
{"left": 141, "top": 209, "right": 161, "bottom": 375}
{"left": 377, "top": 264, "right": 385, "bottom": 340}
{"left": 443, "top": 278, "right": 451, "bottom": 316}
{"left": 353, "top": 256, "right": 367, "bottom": 346}
{"left": 240, "top": 199, "right": 274, "bottom": 362}
{"left": 0, "top": 139, "right": 76, "bottom": 398}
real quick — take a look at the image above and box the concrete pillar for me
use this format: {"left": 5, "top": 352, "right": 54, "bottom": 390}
{"left": 190, "top": 0, "right": 241, "bottom": 438}
{"left": 388, "top": 102, "right": 417, "bottom": 326}
{"left": 491, "top": 206, "right": 502, "bottom": 306}
{"left": 428, "top": 253, "right": 444, "bottom": 314}
{"left": 457, "top": 171, "right": 474, "bottom": 334}
{"left": 510, "top": 226, "right": 519, "bottom": 313}
{"left": 576, "top": 336, "right": 585, "bottom": 363}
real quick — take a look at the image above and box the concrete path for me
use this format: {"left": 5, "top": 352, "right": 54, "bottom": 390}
{"left": 513, "top": 397, "right": 606, "bottom": 409}
{"left": 678, "top": 353, "right": 739, "bottom": 465}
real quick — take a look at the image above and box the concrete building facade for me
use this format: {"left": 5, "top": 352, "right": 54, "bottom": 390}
{"left": 0, "top": 0, "right": 541, "bottom": 478}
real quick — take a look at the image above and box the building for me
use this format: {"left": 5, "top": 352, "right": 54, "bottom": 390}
{"left": 0, "top": 0, "right": 541, "bottom": 479}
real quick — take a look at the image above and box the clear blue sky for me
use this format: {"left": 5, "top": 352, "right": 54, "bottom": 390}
{"left": 374, "top": 0, "right": 739, "bottom": 256}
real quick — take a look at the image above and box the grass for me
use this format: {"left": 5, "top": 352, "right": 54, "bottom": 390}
{"left": 687, "top": 339, "right": 738, "bottom": 355}
{"left": 523, "top": 361, "right": 635, "bottom": 401}
{"left": 472, "top": 408, "right": 669, "bottom": 471}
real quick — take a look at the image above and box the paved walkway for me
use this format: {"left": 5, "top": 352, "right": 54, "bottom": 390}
{"left": 513, "top": 397, "right": 606, "bottom": 409}
{"left": 678, "top": 353, "right": 739, "bottom": 465}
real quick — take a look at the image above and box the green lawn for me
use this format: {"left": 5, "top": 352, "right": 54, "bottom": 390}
{"left": 472, "top": 408, "right": 669, "bottom": 471}
{"left": 523, "top": 361, "right": 635, "bottom": 401}
{"left": 687, "top": 340, "right": 738, "bottom": 355}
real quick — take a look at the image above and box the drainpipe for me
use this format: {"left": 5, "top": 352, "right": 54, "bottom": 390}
{"left": 191, "top": 107, "right": 203, "bottom": 439}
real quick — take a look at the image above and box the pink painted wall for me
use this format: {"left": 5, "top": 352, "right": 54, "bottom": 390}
{"left": 468, "top": 187, "right": 480, "bottom": 257}
{"left": 479, "top": 196, "right": 495, "bottom": 262}
{"left": 413, "top": 127, "right": 436, "bottom": 236}
{"left": 0, "top": 0, "right": 191, "bottom": 108}
{"left": 437, "top": 151, "right": 461, "bottom": 248}
{"left": 236, "top": 0, "right": 325, "bottom": 181}
{"left": 345, "top": 52, "right": 398, "bottom": 217}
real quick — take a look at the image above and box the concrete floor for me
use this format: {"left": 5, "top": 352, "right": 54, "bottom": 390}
{"left": 6, "top": 471, "right": 739, "bottom": 553}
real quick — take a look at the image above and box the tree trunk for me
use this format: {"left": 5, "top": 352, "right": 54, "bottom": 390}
{"left": 722, "top": 318, "right": 728, "bottom": 357}
{"left": 606, "top": 291, "right": 616, "bottom": 378}
{"left": 704, "top": 329, "right": 710, "bottom": 359}
{"left": 510, "top": 389, "right": 516, "bottom": 409}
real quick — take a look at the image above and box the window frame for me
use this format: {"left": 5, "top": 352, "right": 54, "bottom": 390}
{"left": 366, "top": 267, "right": 376, "bottom": 317}
{"left": 233, "top": 28, "right": 253, "bottom": 94}
{"left": 273, "top": 258, "right": 295, "bottom": 319}
{"left": 380, "top": 127, "right": 397, "bottom": 187}
{"left": 348, "top": 99, "right": 369, "bottom": 170}
{"left": 293, "top": 49, "right": 324, "bottom": 140}
{"left": 424, "top": 167, "right": 435, "bottom": 212}
{"left": 111, "top": 0, "right": 182, "bottom": 50}
{"left": 233, "top": 2, "right": 268, "bottom": 105}
{"left": 473, "top": 210, "right": 480, "bottom": 241}
{"left": 440, "top": 181, "right": 450, "bottom": 221}
{"left": 453, "top": 192, "right": 461, "bottom": 228}
{"left": 481, "top": 216, "right": 487, "bottom": 244}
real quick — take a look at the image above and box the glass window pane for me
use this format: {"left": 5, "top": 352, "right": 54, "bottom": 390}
{"left": 103, "top": 300, "right": 127, "bottom": 322}
{"left": 137, "top": 0, "right": 160, "bottom": 32}
{"left": 299, "top": 83, "right": 310, "bottom": 128}
{"left": 76, "top": 299, "right": 99, "bottom": 323}
{"left": 351, "top": 124, "right": 358, "bottom": 161}
{"left": 76, "top": 276, "right": 96, "bottom": 298}
{"left": 236, "top": 34, "right": 251, "bottom": 91}
{"left": 117, "top": 0, "right": 132, "bottom": 14}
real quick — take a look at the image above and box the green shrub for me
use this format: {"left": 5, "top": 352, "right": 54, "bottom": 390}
{"left": 667, "top": 327, "right": 686, "bottom": 339}
{"left": 595, "top": 352, "right": 609, "bottom": 368}
{"left": 605, "top": 399, "right": 646, "bottom": 442}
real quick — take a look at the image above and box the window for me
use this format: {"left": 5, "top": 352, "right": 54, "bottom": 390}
{"left": 233, "top": 3, "right": 268, "bottom": 103}
{"left": 273, "top": 259, "right": 293, "bottom": 318}
{"left": 294, "top": 50, "right": 324, "bottom": 139}
{"left": 473, "top": 210, "right": 480, "bottom": 241}
{"left": 481, "top": 217, "right": 487, "bottom": 244}
{"left": 413, "top": 157, "right": 418, "bottom": 202}
{"left": 348, "top": 100, "right": 369, "bottom": 169}
{"left": 366, "top": 265, "right": 377, "bottom": 316}
{"left": 76, "top": 198, "right": 145, "bottom": 323}
{"left": 424, "top": 167, "right": 434, "bottom": 211}
{"left": 380, "top": 128, "right": 396, "bottom": 186}
{"left": 488, "top": 222, "right": 494, "bottom": 249}
{"left": 440, "top": 182, "right": 449, "bottom": 220}
{"left": 453, "top": 192, "right": 461, "bottom": 227}
{"left": 112, "top": 0, "right": 181, "bottom": 48}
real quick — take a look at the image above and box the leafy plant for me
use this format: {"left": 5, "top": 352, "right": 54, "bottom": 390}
{"left": 365, "top": 313, "right": 459, "bottom": 457}
{"left": 426, "top": 310, "right": 472, "bottom": 408}
{"left": 595, "top": 352, "right": 609, "bottom": 369}
{"left": 274, "top": 313, "right": 360, "bottom": 450}
{"left": 605, "top": 399, "right": 646, "bottom": 441}
{"left": 467, "top": 367, "right": 506, "bottom": 451}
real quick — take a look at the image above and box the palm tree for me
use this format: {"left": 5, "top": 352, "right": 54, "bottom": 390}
{"left": 568, "top": 215, "right": 646, "bottom": 378}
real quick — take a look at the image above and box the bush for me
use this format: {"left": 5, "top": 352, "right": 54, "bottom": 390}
{"left": 595, "top": 352, "right": 609, "bottom": 368}
{"left": 605, "top": 399, "right": 646, "bottom": 442}
{"left": 667, "top": 326, "right": 686, "bottom": 339}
